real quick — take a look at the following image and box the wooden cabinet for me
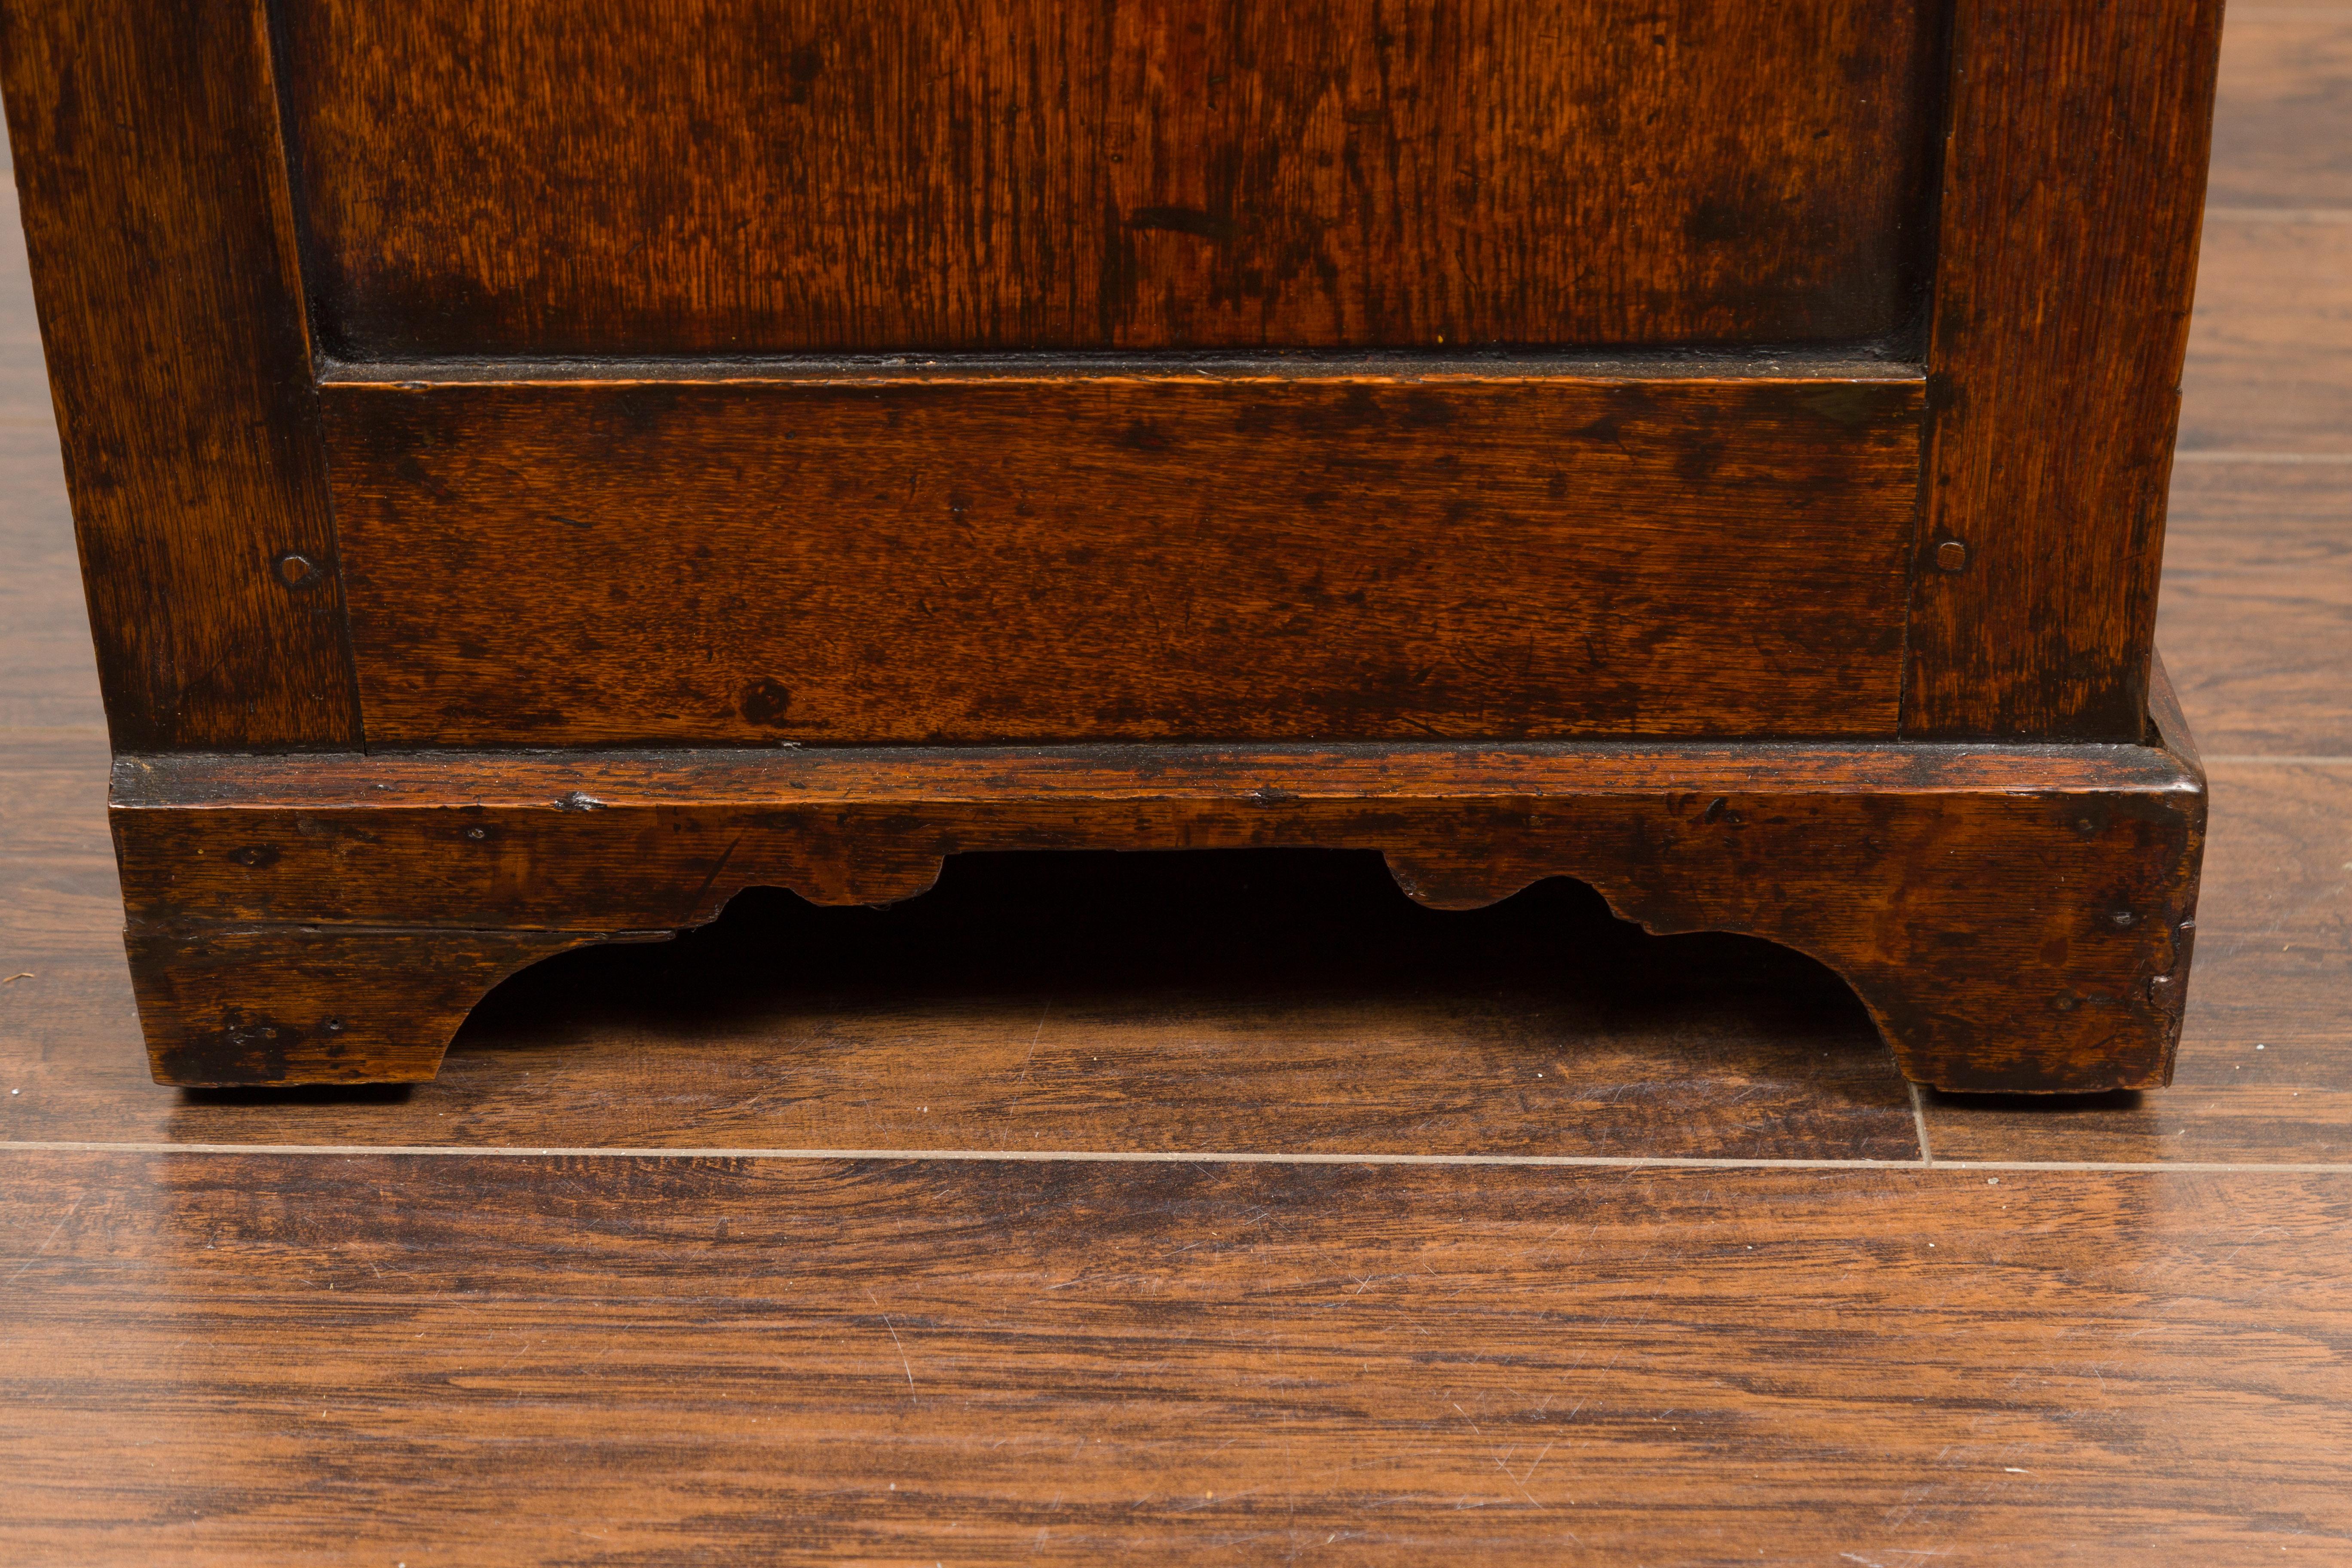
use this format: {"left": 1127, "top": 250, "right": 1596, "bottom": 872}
{"left": 1, "top": 0, "right": 2220, "bottom": 1090}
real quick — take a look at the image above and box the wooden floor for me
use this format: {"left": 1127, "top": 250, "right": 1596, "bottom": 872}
{"left": 5, "top": 14, "right": 2352, "bottom": 1563}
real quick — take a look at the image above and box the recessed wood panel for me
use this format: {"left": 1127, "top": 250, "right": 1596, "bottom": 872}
{"left": 320, "top": 365, "right": 1923, "bottom": 746}
{"left": 275, "top": 0, "right": 1945, "bottom": 357}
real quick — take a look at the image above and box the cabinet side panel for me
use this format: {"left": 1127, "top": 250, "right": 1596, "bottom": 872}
{"left": 1905, "top": 0, "right": 2224, "bottom": 740}
{"left": 0, "top": 0, "right": 359, "bottom": 750}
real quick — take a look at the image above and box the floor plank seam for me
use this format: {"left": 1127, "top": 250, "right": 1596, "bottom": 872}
{"left": 2201, "top": 754, "right": 2352, "bottom": 765}
{"left": 3, "top": 1140, "right": 2349, "bottom": 1173}
{"left": 2202, "top": 205, "right": 2352, "bottom": 224}
{"left": 2171, "top": 451, "right": 2352, "bottom": 463}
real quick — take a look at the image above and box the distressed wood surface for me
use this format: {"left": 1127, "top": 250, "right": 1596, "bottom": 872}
{"left": 12, "top": 743, "right": 2348, "bottom": 1164}
{"left": 9, "top": 874, "right": 1926, "bottom": 1162}
{"left": 322, "top": 368, "right": 1923, "bottom": 745}
{"left": 110, "top": 734, "right": 2201, "bottom": 931}
{"left": 1926, "top": 761, "right": 2352, "bottom": 1164}
{"left": 3, "top": 11, "right": 2352, "bottom": 1562}
{"left": 122, "top": 922, "right": 616, "bottom": 1087}
{"left": 276, "top": 0, "right": 1943, "bottom": 356}
{"left": 0, "top": 0, "right": 358, "bottom": 751}
{"left": 6, "top": 727, "right": 1924, "bottom": 1157}
{"left": 110, "top": 691, "right": 2205, "bottom": 1091}
{"left": 5, "top": 1152, "right": 2352, "bottom": 1565}
{"left": 1906, "top": 0, "right": 2224, "bottom": 740}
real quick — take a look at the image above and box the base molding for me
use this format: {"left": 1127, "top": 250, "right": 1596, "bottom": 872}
{"left": 111, "top": 686, "right": 2206, "bottom": 1093}
{"left": 123, "top": 922, "right": 620, "bottom": 1086}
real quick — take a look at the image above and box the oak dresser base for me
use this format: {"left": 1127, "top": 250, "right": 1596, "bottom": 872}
{"left": 111, "top": 679, "right": 2206, "bottom": 1095}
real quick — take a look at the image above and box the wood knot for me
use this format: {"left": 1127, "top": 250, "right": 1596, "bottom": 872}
{"left": 740, "top": 679, "right": 794, "bottom": 728}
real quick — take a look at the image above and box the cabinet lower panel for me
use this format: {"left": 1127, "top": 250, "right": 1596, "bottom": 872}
{"left": 321, "top": 365, "right": 1924, "bottom": 747}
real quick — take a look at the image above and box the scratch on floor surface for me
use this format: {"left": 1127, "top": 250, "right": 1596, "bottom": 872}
{"left": 867, "top": 1290, "right": 916, "bottom": 1387}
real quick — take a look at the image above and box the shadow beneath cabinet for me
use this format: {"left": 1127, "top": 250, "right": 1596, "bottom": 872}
{"left": 1922, "top": 1087, "right": 2146, "bottom": 1116}
{"left": 444, "top": 849, "right": 1917, "bottom": 1162}
{"left": 177, "top": 1082, "right": 416, "bottom": 1109}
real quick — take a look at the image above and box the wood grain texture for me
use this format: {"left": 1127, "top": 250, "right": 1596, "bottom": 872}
{"left": 275, "top": 0, "right": 1943, "bottom": 356}
{"left": 1, "top": 14, "right": 2352, "bottom": 1558}
{"left": 2159, "top": 464, "right": 2352, "bottom": 755}
{"left": 6, "top": 1152, "right": 2352, "bottom": 1564}
{"left": 0, "top": 0, "right": 359, "bottom": 751}
{"left": 1927, "top": 761, "right": 2352, "bottom": 1164}
{"left": 7, "top": 731, "right": 2337, "bottom": 1167}
{"left": 7, "top": 868, "right": 1920, "bottom": 1162}
{"left": 109, "top": 702, "right": 2205, "bottom": 1092}
{"left": 1905, "top": 0, "right": 2224, "bottom": 740}
{"left": 122, "top": 923, "right": 618, "bottom": 1087}
{"left": 0, "top": 724, "right": 1917, "bottom": 1166}
{"left": 322, "top": 367, "right": 1924, "bottom": 745}
{"left": 0, "top": 725, "right": 1919, "bottom": 1162}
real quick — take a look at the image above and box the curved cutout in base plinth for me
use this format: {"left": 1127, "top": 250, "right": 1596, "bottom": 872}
{"left": 126, "top": 922, "right": 635, "bottom": 1087}
{"left": 114, "top": 682, "right": 2206, "bottom": 1091}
